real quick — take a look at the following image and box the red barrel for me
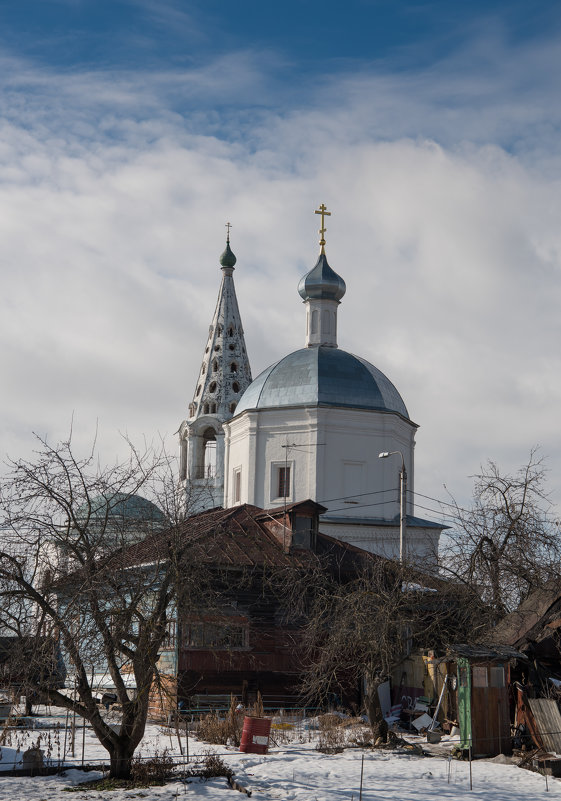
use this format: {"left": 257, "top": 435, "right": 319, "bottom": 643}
{"left": 239, "top": 716, "right": 272, "bottom": 754}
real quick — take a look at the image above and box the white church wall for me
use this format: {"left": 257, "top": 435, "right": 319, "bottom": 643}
{"left": 225, "top": 404, "right": 416, "bottom": 523}
{"left": 319, "top": 520, "right": 440, "bottom": 568}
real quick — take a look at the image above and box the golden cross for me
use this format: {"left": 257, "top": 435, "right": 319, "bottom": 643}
{"left": 225, "top": 221, "right": 232, "bottom": 242}
{"left": 315, "top": 203, "right": 331, "bottom": 254}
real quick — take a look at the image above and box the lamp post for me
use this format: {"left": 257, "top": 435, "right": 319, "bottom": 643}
{"left": 378, "top": 450, "right": 407, "bottom": 563}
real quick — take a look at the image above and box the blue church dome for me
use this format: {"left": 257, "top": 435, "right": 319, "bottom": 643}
{"left": 234, "top": 346, "right": 409, "bottom": 418}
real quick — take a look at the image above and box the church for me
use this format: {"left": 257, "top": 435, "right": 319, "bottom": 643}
{"left": 178, "top": 206, "right": 443, "bottom": 567}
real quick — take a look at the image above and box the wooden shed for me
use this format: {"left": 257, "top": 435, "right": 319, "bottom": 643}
{"left": 450, "top": 645, "right": 522, "bottom": 757}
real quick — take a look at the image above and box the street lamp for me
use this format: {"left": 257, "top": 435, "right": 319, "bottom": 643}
{"left": 378, "top": 451, "right": 407, "bottom": 563}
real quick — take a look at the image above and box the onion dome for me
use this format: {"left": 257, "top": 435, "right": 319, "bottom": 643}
{"left": 298, "top": 253, "right": 346, "bottom": 302}
{"left": 219, "top": 241, "right": 237, "bottom": 269}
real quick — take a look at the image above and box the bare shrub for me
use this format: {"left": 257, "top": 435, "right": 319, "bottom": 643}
{"left": 316, "top": 714, "right": 346, "bottom": 753}
{"left": 197, "top": 697, "right": 243, "bottom": 746}
{"left": 130, "top": 749, "right": 175, "bottom": 783}
{"left": 198, "top": 750, "right": 233, "bottom": 780}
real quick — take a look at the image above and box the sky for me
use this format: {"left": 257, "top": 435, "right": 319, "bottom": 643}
{"left": 1, "top": 0, "right": 561, "bottom": 519}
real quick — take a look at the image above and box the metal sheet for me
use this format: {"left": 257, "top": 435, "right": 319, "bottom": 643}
{"left": 528, "top": 698, "right": 561, "bottom": 754}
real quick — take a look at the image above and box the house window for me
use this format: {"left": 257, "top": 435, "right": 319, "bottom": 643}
{"left": 233, "top": 468, "right": 242, "bottom": 504}
{"left": 278, "top": 466, "right": 290, "bottom": 498}
{"left": 182, "top": 619, "right": 248, "bottom": 650}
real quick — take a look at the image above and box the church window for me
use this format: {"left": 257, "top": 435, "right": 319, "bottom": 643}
{"left": 196, "top": 385, "right": 202, "bottom": 396}
{"left": 228, "top": 326, "right": 234, "bottom": 337}
{"left": 214, "top": 344, "right": 220, "bottom": 351}
{"left": 232, "top": 382, "right": 240, "bottom": 393}
{"left": 209, "top": 381, "right": 217, "bottom": 393}
{"left": 311, "top": 309, "right": 319, "bottom": 334}
{"left": 322, "top": 308, "right": 330, "bottom": 334}
{"left": 229, "top": 344, "right": 235, "bottom": 351}
{"left": 230, "top": 362, "right": 237, "bottom": 373}
{"left": 212, "top": 360, "right": 218, "bottom": 372}
{"left": 229, "top": 402, "right": 237, "bottom": 413}
{"left": 278, "top": 466, "right": 291, "bottom": 498}
{"left": 201, "top": 363, "right": 206, "bottom": 374}
{"left": 203, "top": 403, "right": 209, "bottom": 414}
{"left": 233, "top": 467, "right": 242, "bottom": 504}
{"left": 205, "top": 346, "right": 209, "bottom": 354}
{"left": 216, "top": 325, "right": 222, "bottom": 336}
{"left": 189, "top": 402, "right": 196, "bottom": 417}
{"left": 210, "top": 403, "right": 216, "bottom": 413}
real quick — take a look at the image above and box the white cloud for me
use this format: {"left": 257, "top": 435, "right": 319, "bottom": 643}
{"left": 1, "top": 33, "right": 561, "bottom": 517}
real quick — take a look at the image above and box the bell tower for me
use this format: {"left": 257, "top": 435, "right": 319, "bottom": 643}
{"left": 178, "top": 226, "right": 252, "bottom": 515}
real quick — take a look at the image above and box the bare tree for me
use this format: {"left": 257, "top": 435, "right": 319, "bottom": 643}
{"left": 440, "top": 449, "right": 561, "bottom": 621}
{"left": 0, "top": 432, "right": 207, "bottom": 779}
{"left": 288, "top": 555, "right": 478, "bottom": 741}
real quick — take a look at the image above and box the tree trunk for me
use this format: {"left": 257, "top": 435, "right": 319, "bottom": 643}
{"left": 365, "top": 676, "right": 388, "bottom": 744}
{"left": 108, "top": 743, "right": 135, "bottom": 780}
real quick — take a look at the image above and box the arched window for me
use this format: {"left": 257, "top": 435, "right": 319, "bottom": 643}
{"left": 210, "top": 403, "right": 216, "bottom": 413}
{"left": 189, "top": 402, "right": 196, "bottom": 417}
{"left": 230, "top": 362, "right": 237, "bottom": 373}
{"left": 212, "top": 360, "right": 218, "bottom": 372}
{"left": 216, "top": 325, "right": 222, "bottom": 336}
{"left": 311, "top": 309, "right": 319, "bottom": 334}
{"left": 214, "top": 344, "right": 220, "bottom": 351}
{"left": 209, "top": 381, "right": 217, "bottom": 393}
{"left": 228, "top": 326, "right": 234, "bottom": 336}
{"left": 229, "top": 402, "right": 237, "bottom": 414}
{"left": 201, "top": 363, "right": 206, "bottom": 374}
{"left": 229, "top": 344, "right": 235, "bottom": 351}
{"left": 203, "top": 403, "right": 209, "bottom": 414}
{"left": 196, "top": 385, "right": 202, "bottom": 396}
{"left": 232, "top": 381, "right": 240, "bottom": 393}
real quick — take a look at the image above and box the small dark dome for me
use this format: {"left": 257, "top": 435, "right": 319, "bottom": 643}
{"left": 219, "top": 241, "right": 237, "bottom": 269}
{"left": 78, "top": 493, "right": 166, "bottom": 525}
{"left": 298, "top": 253, "right": 346, "bottom": 302}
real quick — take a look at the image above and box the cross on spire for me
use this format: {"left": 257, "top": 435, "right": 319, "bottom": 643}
{"left": 315, "top": 203, "right": 331, "bottom": 254}
{"left": 225, "top": 221, "right": 232, "bottom": 243}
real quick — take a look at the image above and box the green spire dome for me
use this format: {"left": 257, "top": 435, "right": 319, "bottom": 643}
{"left": 219, "top": 240, "right": 237, "bottom": 269}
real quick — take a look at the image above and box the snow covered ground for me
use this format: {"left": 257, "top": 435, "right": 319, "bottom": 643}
{"left": 0, "top": 707, "right": 558, "bottom": 800}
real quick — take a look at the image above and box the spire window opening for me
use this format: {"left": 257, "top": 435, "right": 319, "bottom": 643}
{"left": 212, "top": 360, "right": 218, "bottom": 372}
{"left": 209, "top": 381, "right": 217, "bottom": 393}
{"left": 203, "top": 428, "right": 217, "bottom": 478}
{"left": 201, "top": 363, "right": 206, "bottom": 374}
{"left": 228, "top": 326, "right": 234, "bottom": 337}
{"left": 203, "top": 403, "right": 209, "bottom": 415}
{"left": 232, "top": 382, "right": 240, "bottom": 393}
{"left": 230, "top": 362, "right": 237, "bottom": 373}
{"left": 229, "top": 344, "right": 235, "bottom": 351}
{"left": 196, "top": 385, "right": 202, "bottom": 396}
{"left": 229, "top": 402, "right": 237, "bottom": 413}
{"left": 214, "top": 345, "right": 221, "bottom": 351}
{"left": 210, "top": 403, "right": 217, "bottom": 413}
